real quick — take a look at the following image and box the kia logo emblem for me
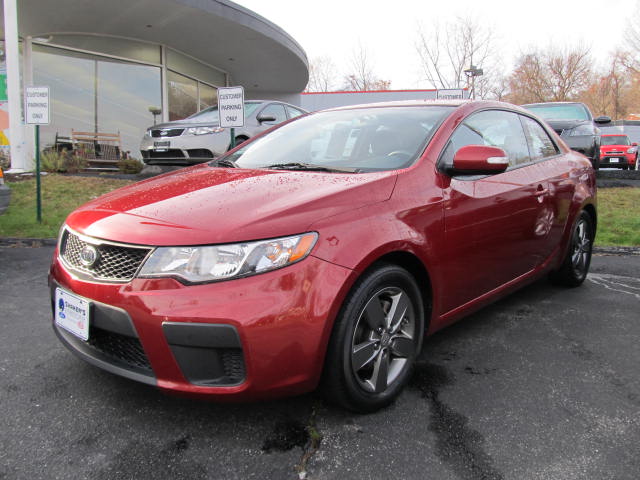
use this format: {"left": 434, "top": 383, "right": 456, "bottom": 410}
{"left": 79, "top": 245, "right": 99, "bottom": 267}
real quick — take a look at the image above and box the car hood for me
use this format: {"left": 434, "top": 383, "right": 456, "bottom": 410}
{"left": 66, "top": 165, "right": 397, "bottom": 246}
{"left": 151, "top": 119, "right": 219, "bottom": 129}
{"left": 544, "top": 119, "right": 591, "bottom": 132}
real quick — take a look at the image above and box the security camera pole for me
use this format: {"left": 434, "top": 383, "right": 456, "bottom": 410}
{"left": 218, "top": 86, "right": 245, "bottom": 150}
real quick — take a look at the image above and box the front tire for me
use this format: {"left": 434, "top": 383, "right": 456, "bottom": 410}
{"left": 322, "top": 264, "right": 424, "bottom": 412}
{"left": 550, "top": 211, "right": 594, "bottom": 287}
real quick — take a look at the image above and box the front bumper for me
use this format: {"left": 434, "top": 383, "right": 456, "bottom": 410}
{"left": 140, "top": 132, "right": 229, "bottom": 165}
{"left": 599, "top": 152, "right": 635, "bottom": 168}
{"left": 49, "top": 250, "right": 352, "bottom": 400}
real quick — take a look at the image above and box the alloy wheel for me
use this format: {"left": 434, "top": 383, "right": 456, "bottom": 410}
{"left": 571, "top": 217, "right": 592, "bottom": 278}
{"left": 350, "top": 287, "right": 416, "bottom": 394}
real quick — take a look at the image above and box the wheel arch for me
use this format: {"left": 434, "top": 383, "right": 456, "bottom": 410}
{"left": 369, "top": 251, "right": 434, "bottom": 332}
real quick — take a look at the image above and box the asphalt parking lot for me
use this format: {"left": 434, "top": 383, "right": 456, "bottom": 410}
{"left": 1, "top": 246, "right": 639, "bottom": 480}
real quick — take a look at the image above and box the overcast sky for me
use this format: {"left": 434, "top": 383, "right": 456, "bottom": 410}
{"left": 235, "top": 0, "right": 638, "bottom": 89}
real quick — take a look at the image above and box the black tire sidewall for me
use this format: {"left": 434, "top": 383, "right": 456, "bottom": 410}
{"left": 326, "top": 264, "right": 424, "bottom": 412}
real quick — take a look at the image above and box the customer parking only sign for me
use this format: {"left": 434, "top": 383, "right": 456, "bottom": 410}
{"left": 218, "top": 86, "right": 244, "bottom": 128}
{"left": 25, "top": 86, "right": 50, "bottom": 124}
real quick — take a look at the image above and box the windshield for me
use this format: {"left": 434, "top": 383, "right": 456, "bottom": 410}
{"left": 601, "top": 135, "right": 630, "bottom": 146}
{"left": 184, "top": 102, "right": 261, "bottom": 123}
{"left": 218, "top": 106, "right": 453, "bottom": 172}
{"left": 524, "top": 104, "right": 590, "bottom": 121}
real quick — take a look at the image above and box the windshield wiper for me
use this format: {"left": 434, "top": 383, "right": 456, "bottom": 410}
{"left": 266, "top": 162, "right": 358, "bottom": 173}
{"left": 215, "top": 158, "right": 237, "bottom": 168}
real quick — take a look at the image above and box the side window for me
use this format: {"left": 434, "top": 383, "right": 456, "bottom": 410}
{"left": 440, "top": 110, "right": 531, "bottom": 170}
{"left": 286, "top": 105, "right": 305, "bottom": 119}
{"left": 259, "top": 104, "right": 287, "bottom": 124}
{"left": 521, "top": 116, "right": 559, "bottom": 161}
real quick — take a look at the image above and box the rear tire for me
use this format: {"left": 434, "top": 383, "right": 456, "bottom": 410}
{"left": 549, "top": 211, "right": 594, "bottom": 287}
{"left": 321, "top": 264, "right": 424, "bottom": 412}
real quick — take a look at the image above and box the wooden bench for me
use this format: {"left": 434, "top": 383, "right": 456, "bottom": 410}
{"left": 71, "top": 130, "right": 123, "bottom": 172}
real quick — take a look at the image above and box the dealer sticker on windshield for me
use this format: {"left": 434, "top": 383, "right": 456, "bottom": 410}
{"left": 55, "top": 288, "right": 90, "bottom": 341}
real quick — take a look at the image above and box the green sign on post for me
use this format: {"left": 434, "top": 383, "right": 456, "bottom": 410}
{"left": 0, "top": 74, "right": 7, "bottom": 102}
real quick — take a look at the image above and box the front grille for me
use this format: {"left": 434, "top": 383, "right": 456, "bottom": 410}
{"left": 151, "top": 128, "right": 184, "bottom": 137}
{"left": 222, "top": 349, "right": 246, "bottom": 382}
{"left": 147, "top": 149, "right": 185, "bottom": 159}
{"left": 87, "top": 326, "right": 152, "bottom": 372}
{"left": 187, "top": 149, "right": 214, "bottom": 159}
{"left": 60, "top": 229, "right": 152, "bottom": 282}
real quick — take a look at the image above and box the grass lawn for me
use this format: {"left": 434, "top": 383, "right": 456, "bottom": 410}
{"left": 0, "top": 174, "right": 133, "bottom": 238}
{"left": 1, "top": 175, "right": 639, "bottom": 246}
{"left": 595, "top": 187, "right": 640, "bottom": 246}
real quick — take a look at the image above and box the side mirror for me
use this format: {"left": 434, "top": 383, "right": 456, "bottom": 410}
{"left": 450, "top": 145, "right": 509, "bottom": 175}
{"left": 257, "top": 114, "right": 277, "bottom": 124}
{"left": 633, "top": 142, "right": 638, "bottom": 147}
{"left": 594, "top": 115, "right": 612, "bottom": 124}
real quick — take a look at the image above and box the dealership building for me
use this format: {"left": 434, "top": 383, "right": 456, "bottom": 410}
{"left": 0, "top": 0, "right": 309, "bottom": 170}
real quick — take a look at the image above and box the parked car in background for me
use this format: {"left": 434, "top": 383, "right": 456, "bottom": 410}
{"left": 140, "top": 100, "right": 307, "bottom": 165}
{"left": 522, "top": 101, "right": 610, "bottom": 169}
{"left": 599, "top": 134, "right": 638, "bottom": 170}
{"left": 52, "top": 100, "right": 597, "bottom": 412}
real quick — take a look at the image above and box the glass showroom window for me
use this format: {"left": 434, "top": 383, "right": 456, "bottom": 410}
{"left": 167, "top": 70, "right": 198, "bottom": 121}
{"left": 32, "top": 44, "right": 161, "bottom": 158}
{"left": 199, "top": 83, "right": 217, "bottom": 111}
{"left": 168, "top": 71, "right": 220, "bottom": 120}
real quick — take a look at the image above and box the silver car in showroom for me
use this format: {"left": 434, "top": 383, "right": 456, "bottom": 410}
{"left": 140, "top": 100, "right": 307, "bottom": 165}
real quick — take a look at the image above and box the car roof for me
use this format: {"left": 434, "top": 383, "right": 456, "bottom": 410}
{"left": 602, "top": 133, "right": 628, "bottom": 136}
{"left": 522, "top": 101, "right": 585, "bottom": 107}
{"left": 325, "top": 99, "right": 468, "bottom": 111}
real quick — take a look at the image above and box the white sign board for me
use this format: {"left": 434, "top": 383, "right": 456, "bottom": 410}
{"left": 436, "top": 89, "right": 465, "bottom": 100}
{"left": 218, "top": 86, "right": 245, "bottom": 128}
{"left": 25, "top": 86, "right": 50, "bottom": 124}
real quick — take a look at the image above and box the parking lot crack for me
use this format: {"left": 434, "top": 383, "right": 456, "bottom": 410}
{"left": 410, "top": 362, "right": 504, "bottom": 480}
{"left": 295, "top": 400, "right": 323, "bottom": 480}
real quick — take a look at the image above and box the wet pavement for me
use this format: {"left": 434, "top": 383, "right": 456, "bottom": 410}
{"left": 1, "top": 246, "right": 639, "bottom": 479}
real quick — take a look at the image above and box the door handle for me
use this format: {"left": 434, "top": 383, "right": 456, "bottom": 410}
{"left": 534, "top": 186, "right": 549, "bottom": 197}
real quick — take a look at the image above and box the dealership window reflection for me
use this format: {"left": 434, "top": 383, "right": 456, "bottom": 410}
{"left": 33, "top": 45, "right": 162, "bottom": 157}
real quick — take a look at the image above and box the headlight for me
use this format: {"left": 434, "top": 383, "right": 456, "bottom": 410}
{"left": 569, "top": 124, "right": 596, "bottom": 136}
{"left": 185, "top": 126, "right": 225, "bottom": 136}
{"left": 138, "top": 233, "right": 318, "bottom": 284}
{"left": 627, "top": 147, "right": 637, "bottom": 154}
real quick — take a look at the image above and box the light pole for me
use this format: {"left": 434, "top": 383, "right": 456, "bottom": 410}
{"left": 464, "top": 65, "right": 484, "bottom": 100}
{"left": 148, "top": 106, "right": 162, "bottom": 125}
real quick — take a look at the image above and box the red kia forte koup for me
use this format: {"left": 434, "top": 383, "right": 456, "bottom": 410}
{"left": 50, "top": 100, "right": 597, "bottom": 412}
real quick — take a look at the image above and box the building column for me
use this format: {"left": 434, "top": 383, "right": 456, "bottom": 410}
{"left": 161, "top": 45, "right": 169, "bottom": 123}
{"left": 4, "top": 0, "right": 30, "bottom": 172}
{"left": 23, "top": 36, "right": 35, "bottom": 165}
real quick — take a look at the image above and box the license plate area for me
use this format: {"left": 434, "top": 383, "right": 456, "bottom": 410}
{"left": 55, "top": 288, "right": 90, "bottom": 341}
{"left": 153, "top": 140, "right": 170, "bottom": 152}
{"left": 609, "top": 157, "right": 620, "bottom": 162}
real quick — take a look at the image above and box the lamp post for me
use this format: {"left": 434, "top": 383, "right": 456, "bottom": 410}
{"left": 148, "top": 106, "right": 162, "bottom": 125}
{"left": 464, "top": 65, "right": 484, "bottom": 100}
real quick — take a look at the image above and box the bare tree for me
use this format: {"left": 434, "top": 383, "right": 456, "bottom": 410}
{"left": 622, "top": 1, "right": 640, "bottom": 73}
{"left": 580, "top": 52, "right": 633, "bottom": 118}
{"left": 342, "top": 43, "right": 391, "bottom": 91}
{"left": 505, "top": 44, "right": 593, "bottom": 104}
{"left": 306, "top": 56, "right": 339, "bottom": 92}
{"left": 415, "top": 16, "right": 496, "bottom": 98}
